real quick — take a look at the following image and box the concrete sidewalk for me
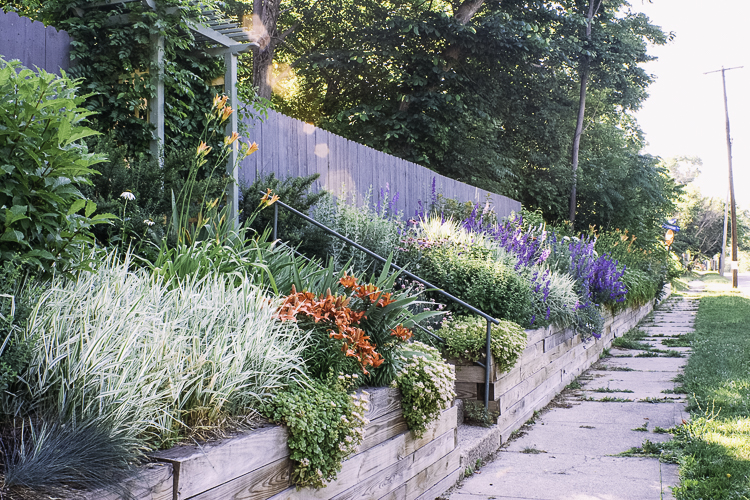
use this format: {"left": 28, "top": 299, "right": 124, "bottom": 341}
{"left": 445, "top": 292, "right": 700, "bottom": 500}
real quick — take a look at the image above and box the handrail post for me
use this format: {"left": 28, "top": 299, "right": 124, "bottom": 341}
{"left": 485, "top": 319, "right": 492, "bottom": 409}
{"left": 272, "top": 203, "right": 279, "bottom": 241}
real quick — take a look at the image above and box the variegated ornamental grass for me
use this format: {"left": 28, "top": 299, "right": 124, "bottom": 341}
{"left": 9, "top": 252, "right": 309, "bottom": 450}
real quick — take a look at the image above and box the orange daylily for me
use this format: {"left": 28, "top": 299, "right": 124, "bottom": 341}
{"left": 339, "top": 275, "right": 358, "bottom": 289}
{"left": 213, "top": 94, "right": 228, "bottom": 110}
{"left": 260, "top": 188, "right": 280, "bottom": 207}
{"left": 196, "top": 141, "right": 211, "bottom": 157}
{"left": 275, "top": 284, "right": 385, "bottom": 375}
{"left": 390, "top": 324, "right": 413, "bottom": 341}
{"left": 220, "top": 106, "right": 233, "bottom": 123}
{"left": 224, "top": 132, "right": 240, "bottom": 146}
{"left": 242, "top": 141, "right": 259, "bottom": 158}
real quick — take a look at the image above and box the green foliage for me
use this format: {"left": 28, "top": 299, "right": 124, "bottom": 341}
{"left": 392, "top": 342, "right": 455, "bottom": 438}
{"left": 0, "top": 59, "right": 115, "bottom": 272}
{"left": 594, "top": 228, "right": 672, "bottom": 308}
{"left": 413, "top": 242, "right": 533, "bottom": 325}
{"left": 0, "top": 259, "right": 37, "bottom": 397}
{"left": 430, "top": 194, "right": 498, "bottom": 227}
{"left": 437, "top": 316, "right": 527, "bottom": 374}
{"left": 671, "top": 185, "right": 750, "bottom": 257}
{"left": 462, "top": 400, "right": 498, "bottom": 427}
{"left": 311, "top": 190, "right": 404, "bottom": 276}
{"left": 270, "top": 0, "right": 675, "bottom": 235}
{"left": 240, "top": 172, "right": 329, "bottom": 252}
{"left": 7, "top": 252, "right": 308, "bottom": 451}
{"left": 261, "top": 377, "right": 367, "bottom": 489}
{"left": 37, "top": 0, "right": 225, "bottom": 154}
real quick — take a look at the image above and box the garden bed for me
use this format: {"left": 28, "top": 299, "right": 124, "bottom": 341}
{"left": 453, "top": 293, "right": 667, "bottom": 441}
{"left": 80, "top": 388, "right": 458, "bottom": 500}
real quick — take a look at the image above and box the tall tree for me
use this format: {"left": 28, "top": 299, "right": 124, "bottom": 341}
{"left": 569, "top": 0, "right": 602, "bottom": 228}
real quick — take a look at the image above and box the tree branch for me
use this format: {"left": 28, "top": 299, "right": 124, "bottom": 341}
{"left": 454, "top": 0, "right": 485, "bottom": 25}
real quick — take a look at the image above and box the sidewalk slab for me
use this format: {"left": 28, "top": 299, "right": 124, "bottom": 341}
{"left": 444, "top": 295, "right": 696, "bottom": 500}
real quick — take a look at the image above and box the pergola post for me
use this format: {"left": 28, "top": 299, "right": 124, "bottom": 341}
{"left": 224, "top": 51, "right": 239, "bottom": 229}
{"left": 149, "top": 33, "right": 165, "bottom": 165}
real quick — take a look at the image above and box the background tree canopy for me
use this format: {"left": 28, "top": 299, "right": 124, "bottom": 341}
{"left": 249, "top": 0, "right": 680, "bottom": 240}
{"left": 2, "top": 0, "right": 681, "bottom": 243}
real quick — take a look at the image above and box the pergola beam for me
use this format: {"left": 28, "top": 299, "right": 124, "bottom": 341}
{"left": 187, "top": 20, "right": 244, "bottom": 47}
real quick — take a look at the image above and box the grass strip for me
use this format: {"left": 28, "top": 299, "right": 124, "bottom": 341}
{"left": 667, "top": 276, "right": 750, "bottom": 499}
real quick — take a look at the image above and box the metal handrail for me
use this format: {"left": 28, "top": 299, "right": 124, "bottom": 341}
{"left": 266, "top": 195, "right": 498, "bottom": 409}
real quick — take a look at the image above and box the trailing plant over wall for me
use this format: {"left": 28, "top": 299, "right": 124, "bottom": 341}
{"left": 392, "top": 342, "right": 456, "bottom": 438}
{"left": 261, "top": 377, "right": 368, "bottom": 489}
{"left": 437, "top": 316, "right": 527, "bottom": 373}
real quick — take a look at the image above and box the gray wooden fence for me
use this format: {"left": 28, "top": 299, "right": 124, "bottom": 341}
{"left": 0, "top": 9, "right": 70, "bottom": 74}
{"left": 239, "top": 109, "right": 521, "bottom": 219}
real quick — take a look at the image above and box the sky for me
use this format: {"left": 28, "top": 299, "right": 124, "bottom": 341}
{"left": 628, "top": 0, "right": 750, "bottom": 209}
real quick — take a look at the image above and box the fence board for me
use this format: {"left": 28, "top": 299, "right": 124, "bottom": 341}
{"left": 0, "top": 10, "right": 70, "bottom": 75}
{"left": 240, "top": 109, "right": 520, "bottom": 219}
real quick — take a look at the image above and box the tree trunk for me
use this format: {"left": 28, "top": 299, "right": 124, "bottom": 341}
{"left": 454, "top": 0, "right": 486, "bottom": 24}
{"left": 569, "top": 0, "right": 599, "bottom": 228}
{"left": 569, "top": 60, "right": 589, "bottom": 226}
{"left": 251, "top": 0, "right": 282, "bottom": 100}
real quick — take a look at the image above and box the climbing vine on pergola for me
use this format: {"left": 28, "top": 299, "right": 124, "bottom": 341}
{"left": 65, "top": 0, "right": 257, "bottom": 224}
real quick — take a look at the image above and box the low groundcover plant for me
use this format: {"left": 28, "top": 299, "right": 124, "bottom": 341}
{"left": 393, "top": 342, "right": 456, "bottom": 438}
{"left": 437, "top": 316, "right": 527, "bottom": 373}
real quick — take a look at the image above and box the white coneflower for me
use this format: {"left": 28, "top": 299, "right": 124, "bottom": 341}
{"left": 120, "top": 191, "right": 135, "bottom": 201}
{"left": 143, "top": 219, "right": 155, "bottom": 227}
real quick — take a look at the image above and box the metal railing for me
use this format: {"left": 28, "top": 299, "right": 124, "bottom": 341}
{"left": 267, "top": 196, "right": 499, "bottom": 409}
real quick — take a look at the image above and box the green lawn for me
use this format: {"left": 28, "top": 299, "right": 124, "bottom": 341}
{"left": 670, "top": 275, "right": 750, "bottom": 499}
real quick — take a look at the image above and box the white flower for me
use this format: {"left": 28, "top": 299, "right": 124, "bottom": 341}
{"left": 120, "top": 191, "right": 135, "bottom": 201}
{"left": 143, "top": 219, "right": 155, "bottom": 227}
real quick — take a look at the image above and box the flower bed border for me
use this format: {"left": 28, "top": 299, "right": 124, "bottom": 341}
{"left": 81, "top": 388, "right": 459, "bottom": 500}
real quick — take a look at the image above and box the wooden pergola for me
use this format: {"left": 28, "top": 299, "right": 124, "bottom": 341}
{"left": 79, "top": 0, "right": 257, "bottom": 226}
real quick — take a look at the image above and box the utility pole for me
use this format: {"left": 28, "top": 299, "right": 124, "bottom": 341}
{"left": 705, "top": 66, "right": 743, "bottom": 288}
{"left": 720, "top": 187, "right": 728, "bottom": 276}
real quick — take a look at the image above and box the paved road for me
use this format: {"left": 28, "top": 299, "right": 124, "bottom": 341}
{"left": 737, "top": 272, "right": 750, "bottom": 294}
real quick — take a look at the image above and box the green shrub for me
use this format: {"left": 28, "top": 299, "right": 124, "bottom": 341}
{"left": 437, "top": 316, "right": 527, "bottom": 373}
{"left": 240, "top": 172, "right": 329, "bottom": 252}
{"left": 430, "top": 193, "right": 498, "bottom": 227}
{"left": 392, "top": 342, "right": 456, "bottom": 438}
{"left": 0, "top": 59, "right": 115, "bottom": 272}
{"left": 261, "top": 377, "right": 367, "bottom": 489}
{"left": 414, "top": 243, "right": 533, "bottom": 325}
{"left": 0, "top": 259, "right": 37, "bottom": 397}
{"left": 311, "top": 191, "right": 404, "bottom": 276}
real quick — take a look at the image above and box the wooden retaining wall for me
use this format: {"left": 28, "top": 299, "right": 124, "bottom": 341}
{"left": 77, "top": 298, "right": 665, "bottom": 500}
{"left": 454, "top": 298, "right": 661, "bottom": 441}
{"left": 82, "top": 388, "right": 459, "bottom": 500}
